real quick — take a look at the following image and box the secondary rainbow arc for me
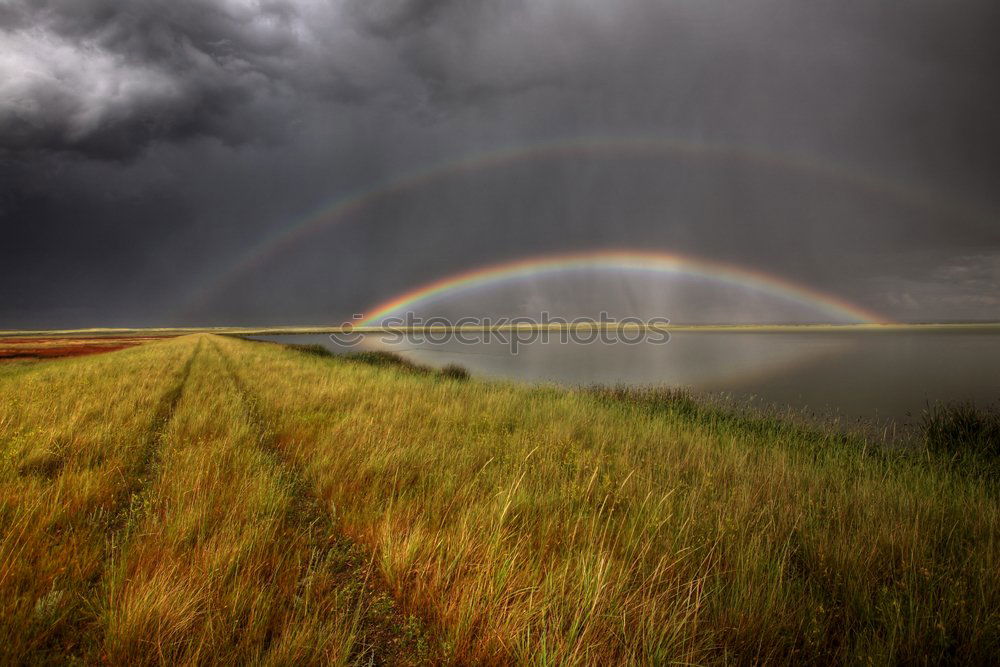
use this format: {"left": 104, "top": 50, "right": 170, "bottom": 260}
{"left": 358, "top": 250, "right": 888, "bottom": 326}
{"left": 181, "top": 135, "right": 983, "bottom": 317}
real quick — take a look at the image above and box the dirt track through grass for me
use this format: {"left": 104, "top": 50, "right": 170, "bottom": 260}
{"left": 211, "top": 338, "right": 435, "bottom": 664}
{"left": 2, "top": 334, "right": 998, "bottom": 664}
{"left": 1, "top": 337, "right": 431, "bottom": 664}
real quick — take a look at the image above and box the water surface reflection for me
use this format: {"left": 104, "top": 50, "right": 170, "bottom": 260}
{"left": 252, "top": 330, "right": 1000, "bottom": 421}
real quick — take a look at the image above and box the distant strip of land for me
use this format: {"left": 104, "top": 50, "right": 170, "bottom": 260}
{"left": 1, "top": 322, "right": 999, "bottom": 339}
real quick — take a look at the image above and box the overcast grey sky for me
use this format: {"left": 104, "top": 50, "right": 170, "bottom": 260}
{"left": 2, "top": 0, "right": 998, "bottom": 326}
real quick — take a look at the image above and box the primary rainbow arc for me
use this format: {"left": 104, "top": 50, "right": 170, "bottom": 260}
{"left": 358, "top": 250, "right": 888, "bottom": 326}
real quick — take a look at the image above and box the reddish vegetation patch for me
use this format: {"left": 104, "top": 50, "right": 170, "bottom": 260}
{"left": 0, "top": 336, "right": 170, "bottom": 345}
{"left": 0, "top": 336, "right": 170, "bottom": 361}
{"left": 0, "top": 344, "right": 135, "bottom": 360}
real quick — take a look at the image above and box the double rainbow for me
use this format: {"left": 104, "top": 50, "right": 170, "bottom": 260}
{"left": 359, "top": 250, "right": 887, "bottom": 326}
{"left": 181, "top": 135, "right": 977, "bottom": 316}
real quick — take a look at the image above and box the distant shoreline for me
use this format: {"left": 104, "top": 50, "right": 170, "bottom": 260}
{"left": 2, "top": 322, "right": 1000, "bottom": 339}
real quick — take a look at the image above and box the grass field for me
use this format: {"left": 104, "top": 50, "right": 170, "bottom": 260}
{"left": 1, "top": 334, "right": 997, "bottom": 664}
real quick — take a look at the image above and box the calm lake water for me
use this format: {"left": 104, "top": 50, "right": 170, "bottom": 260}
{"left": 252, "top": 329, "right": 1000, "bottom": 422}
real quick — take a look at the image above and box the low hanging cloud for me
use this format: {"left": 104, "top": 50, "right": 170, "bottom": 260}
{"left": 872, "top": 254, "right": 1000, "bottom": 321}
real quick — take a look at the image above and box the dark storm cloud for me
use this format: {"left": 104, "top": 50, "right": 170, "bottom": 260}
{"left": 2, "top": 0, "right": 999, "bottom": 327}
{"left": 0, "top": 0, "right": 367, "bottom": 159}
{"left": 352, "top": 0, "right": 458, "bottom": 39}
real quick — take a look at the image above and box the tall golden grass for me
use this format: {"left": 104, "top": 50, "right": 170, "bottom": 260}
{"left": 0, "top": 337, "right": 428, "bottom": 664}
{"left": 1, "top": 334, "right": 997, "bottom": 664}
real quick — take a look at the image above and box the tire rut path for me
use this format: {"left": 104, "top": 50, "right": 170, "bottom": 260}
{"left": 67, "top": 338, "right": 204, "bottom": 658}
{"left": 210, "top": 338, "right": 439, "bottom": 665}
